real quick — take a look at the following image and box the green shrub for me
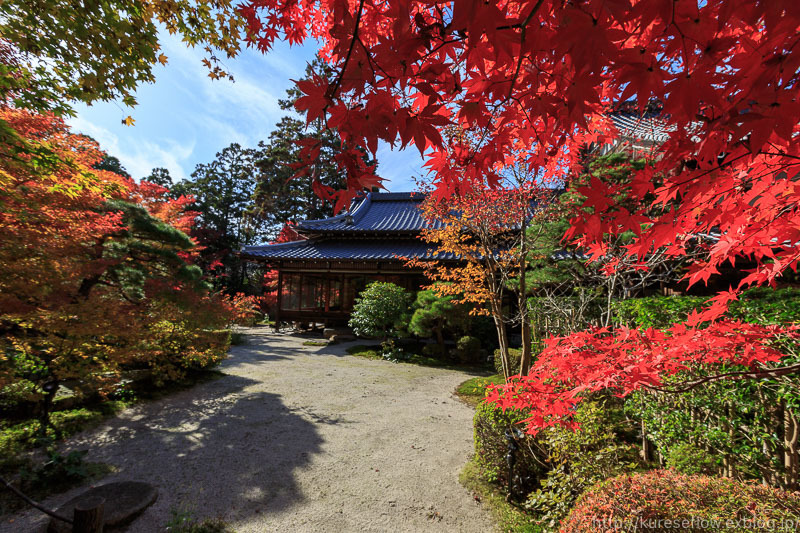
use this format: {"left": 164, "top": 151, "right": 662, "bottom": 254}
{"left": 616, "top": 288, "right": 800, "bottom": 486}
{"left": 379, "top": 339, "right": 411, "bottom": 362}
{"left": 470, "top": 315, "right": 500, "bottom": 351}
{"left": 455, "top": 335, "right": 481, "bottom": 364}
{"left": 562, "top": 470, "right": 800, "bottom": 533}
{"left": 20, "top": 450, "right": 89, "bottom": 489}
{"left": 612, "top": 295, "right": 706, "bottom": 329}
{"left": 408, "top": 288, "right": 470, "bottom": 343}
{"left": 665, "top": 442, "right": 719, "bottom": 476}
{"left": 140, "top": 323, "right": 229, "bottom": 386}
{"left": 473, "top": 401, "right": 543, "bottom": 490}
{"left": 349, "top": 282, "right": 411, "bottom": 340}
{"left": 421, "top": 343, "right": 448, "bottom": 359}
{"left": 612, "top": 287, "right": 800, "bottom": 330}
{"left": 0, "top": 380, "right": 37, "bottom": 411}
{"left": 524, "top": 401, "right": 640, "bottom": 529}
{"left": 730, "top": 286, "right": 800, "bottom": 325}
{"left": 494, "top": 348, "right": 522, "bottom": 376}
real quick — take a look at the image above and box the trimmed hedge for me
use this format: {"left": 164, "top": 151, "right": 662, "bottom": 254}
{"left": 612, "top": 287, "right": 800, "bottom": 329}
{"left": 562, "top": 469, "right": 800, "bottom": 533}
{"left": 616, "top": 287, "right": 800, "bottom": 485}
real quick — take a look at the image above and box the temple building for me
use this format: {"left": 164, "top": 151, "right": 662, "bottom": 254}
{"left": 240, "top": 192, "right": 452, "bottom": 326}
{"left": 240, "top": 105, "right": 680, "bottom": 327}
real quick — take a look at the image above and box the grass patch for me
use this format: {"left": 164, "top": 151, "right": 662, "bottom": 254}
{"left": 455, "top": 374, "right": 504, "bottom": 407}
{"left": 230, "top": 332, "right": 247, "bottom": 345}
{"left": 345, "top": 344, "right": 383, "bottom": 360}
{"left": 460, "top": 459, "right": 543, "bottom": 533}
{"left": 0, "top": 402, "right": 131, "bottom": 468}
{"left": 345, "top": 344, "right": 450, "bottom": 367}
{"left": 0, "top": 370, "right": 224, "bottom": 468}
{"left": 405, "top": 353, "right": 448, "bottom": 366}
{"left": 166, "top": 508, "right": 234, "bottom": 532}
{"left": 302, "top": 340, "right": 329, "bottom": 347}
{"left": 0, "top": 458, "right": 115, "bottom": 516}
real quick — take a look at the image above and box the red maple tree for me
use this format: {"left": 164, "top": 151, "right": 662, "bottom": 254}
{"left": 0, "top": 107, "right": 239, "bottom": 432}
{"left": 239, "top": 0, "right": 800, "bottom": 430}
{"left": 240, "top": 0, "right": 799, "bottom": 288}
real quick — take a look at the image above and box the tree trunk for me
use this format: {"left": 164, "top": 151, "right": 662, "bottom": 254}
{"left": 435, "top": 317, "right": 445, "bottom": 350}
{"left": 38, "top": 378, "right": 59, "bottom": 439}
{"left": 603, "top": 272, "right": 616, "bottom": 327}
{"left": 759, "top": 387, "right": 780, "bottom": 486}
{"left": 641, "top": 418, "right": 654, "bottom": 463}
{"left": 518, "top": 214, "right": 532, "bottom": 376}
{"left": 490, "top": 296, "right": 511, "bottom": 380}
{"left": 73, "top": 496, "right": 105, "bottom": 533}
{"left": 725, "top": 403, "right": 736, "bottom": 479}
{"left": 784, "top": 404, "right": 799, "bottom": 490}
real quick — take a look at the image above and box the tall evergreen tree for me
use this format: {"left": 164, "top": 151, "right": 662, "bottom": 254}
{"left": 171, "top": 143, "right": 265, "bottom": 292}
{"left": 144, "top": 167, "right": 174, "bottom": 189}
{"left": 250, "top": 55, "right": 374, "bottom": 235}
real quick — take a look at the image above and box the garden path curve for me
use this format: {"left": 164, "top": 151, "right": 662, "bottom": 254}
{"left": 2, "top": 329, "right": 495, "bottom": 532}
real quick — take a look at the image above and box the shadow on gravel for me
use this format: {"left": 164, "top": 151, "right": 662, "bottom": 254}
{"left": 66, "top": 374, "right": 325, "bottom": 523}
{"left": 227, "top": 333, "right": 305, "bottom": 363}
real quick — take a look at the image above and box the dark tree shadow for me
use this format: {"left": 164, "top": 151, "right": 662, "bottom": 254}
{"left": 49, "top": 374, "right": 325, "bottom": 530}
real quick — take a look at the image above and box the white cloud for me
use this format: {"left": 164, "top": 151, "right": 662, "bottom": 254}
{"left": 66, "top": 30, "right": 425, "bottom": 190}
{"left": 67, "top": 115, "right": 196, "bottom": 182}
{"left": 159, "top": 33, "right": 285, "bottom": 127}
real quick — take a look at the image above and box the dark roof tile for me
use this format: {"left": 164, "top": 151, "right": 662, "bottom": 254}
{"left": 610, "top": 112, "right": 672, "bottom": 143}
{"left": 241, "top": 238, "right": 457, "bottom": 261}
{"left": 296, "top": 192, "right": 441, "bottom": 234}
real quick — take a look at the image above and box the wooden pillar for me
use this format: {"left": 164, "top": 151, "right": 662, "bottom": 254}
{"left": 72, "top": 496, "right": 104, "bottom": 533}
{"left": 275, "top": 268, "right": 283, "bottom": 332}
{"left": 298, "top": 273, "right": 303, "bottom": 309}
{"left": 324, "top": 277, "right": 331, "bottom": 313}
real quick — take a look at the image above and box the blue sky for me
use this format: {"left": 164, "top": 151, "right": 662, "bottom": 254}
{"left": 67, "top": 33, "right": 425, "bottom": 191}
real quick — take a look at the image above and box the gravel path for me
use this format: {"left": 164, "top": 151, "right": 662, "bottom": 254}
{"left": 2, "top": 329, "right": 495, "bottom": 532}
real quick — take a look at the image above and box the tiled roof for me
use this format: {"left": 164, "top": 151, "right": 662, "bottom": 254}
{"left": 241, "top": 238, "right": 458, "bottom": 262}
{"left": 609, "top": 112, "right": 672, "bottom": 143}
{"left": 296, "top": 192, "right": 441, "bottom": 234}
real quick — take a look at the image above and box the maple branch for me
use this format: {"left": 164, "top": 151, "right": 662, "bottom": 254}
{"left": 502, "top": 0, "right": 544, "bottom": 104}
{"left": 328, "top": 0, "right": 366, "bottom": 100}
{"left": 417, "top": 37, "right": 465, "bottom": 63}
{"left": 643, "top": 363, "right": 800, "bottom": 394}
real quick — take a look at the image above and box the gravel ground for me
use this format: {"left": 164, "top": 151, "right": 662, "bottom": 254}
{"left": 2, "top": 328, "right": 495, "bottom": 532}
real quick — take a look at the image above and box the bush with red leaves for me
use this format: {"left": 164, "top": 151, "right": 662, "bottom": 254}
{"left": 562, "top": 470, "right": 800, "bottom": 533}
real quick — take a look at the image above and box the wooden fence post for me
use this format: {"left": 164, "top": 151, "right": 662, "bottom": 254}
{"left": 72, "top": 496, "right": 104, "bottom": 533}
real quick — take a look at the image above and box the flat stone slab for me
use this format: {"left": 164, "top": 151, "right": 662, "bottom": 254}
{"left": 48, "top": 481, "right": 157, "bottom": 532}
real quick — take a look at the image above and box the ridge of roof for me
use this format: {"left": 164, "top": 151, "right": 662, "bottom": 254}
{"left": 369, "top": 192, "right": 425, "bottom": 201}
{"left": 295, "top": 191, "right": 432, "bottom": 234}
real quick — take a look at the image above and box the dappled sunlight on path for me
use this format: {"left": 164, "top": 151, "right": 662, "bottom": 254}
{"left": 1, "top": 329, "right": 493, "bottom": 532}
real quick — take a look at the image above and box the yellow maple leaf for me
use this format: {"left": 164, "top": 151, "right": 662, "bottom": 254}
{"left": 158, "top": 53, "right": 168, "bottom": 65}
{"left": 122, "top": 116, "right": 135, "bottom": 127}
